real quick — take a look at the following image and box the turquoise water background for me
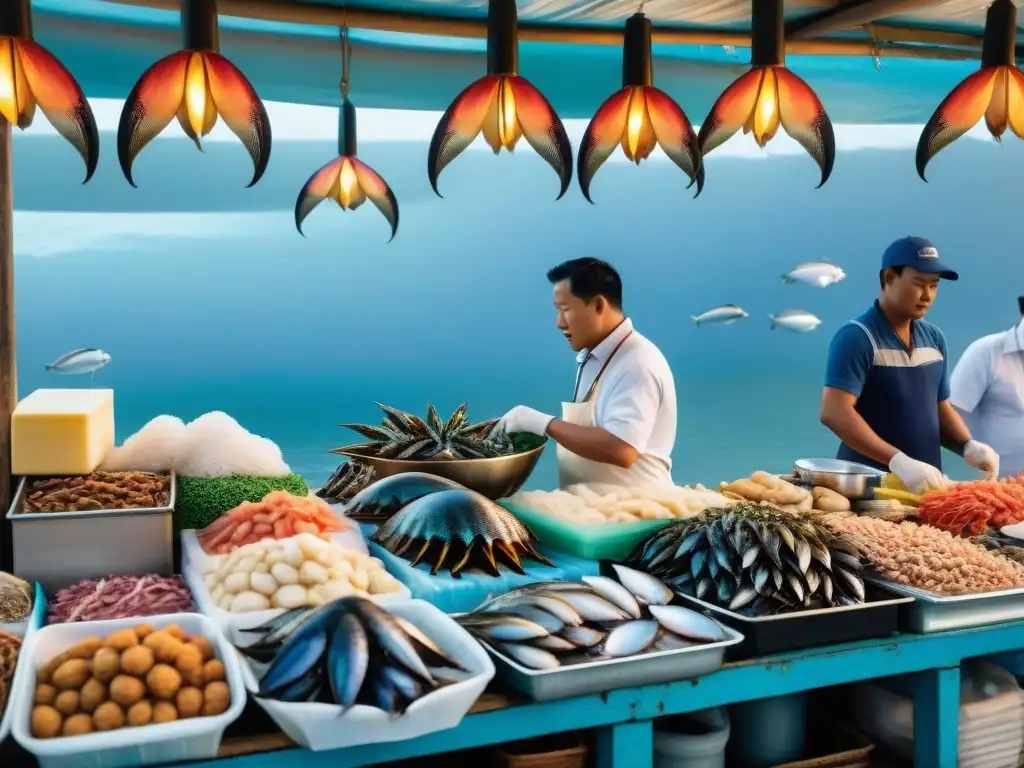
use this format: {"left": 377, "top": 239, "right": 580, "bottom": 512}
{"left": 11, "top": 114, "right": 1024, "bottom": 490}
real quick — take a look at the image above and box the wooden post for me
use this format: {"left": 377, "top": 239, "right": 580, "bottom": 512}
{"left": 0, "top": 115, "right": 15, "bottom": 572}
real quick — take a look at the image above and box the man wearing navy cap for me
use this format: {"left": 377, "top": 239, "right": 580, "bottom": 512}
{"left": 819, "top": 236, "right": 999, "bottom": 493}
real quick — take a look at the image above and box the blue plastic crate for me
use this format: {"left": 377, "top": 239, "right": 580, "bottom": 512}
{"left": 360, "top": 523, "right": 600, "bottom": 614}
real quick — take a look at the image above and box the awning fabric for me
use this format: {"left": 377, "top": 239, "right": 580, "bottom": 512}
{"left": 31, "top": 0, "right": 985, "bottom": 122}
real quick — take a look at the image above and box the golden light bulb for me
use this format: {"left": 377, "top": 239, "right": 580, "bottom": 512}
{"left": 184, "top": 53, "right": 209, "bottom": 138}
{"left": 338, "top": 158, "right": 359, "bottom": 207}
{"left": 498, "top": 77, "right": 517, "bottom": 149}
{"left": 625, "top": 88, "right": 648, "bottom": 159}
{"left": 753, "top": 67, "right": 780, "bottom": 148}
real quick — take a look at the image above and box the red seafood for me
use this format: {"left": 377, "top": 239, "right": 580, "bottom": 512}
{"left": 197, "top": 490, "right": 348, "bottom": 554}
{"left": 917, "top": 476, "right": 1024, "bottom": 536}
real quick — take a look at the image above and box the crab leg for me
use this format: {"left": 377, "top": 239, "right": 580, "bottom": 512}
{"left": 430, "top": 541, "right": 452, "bottom": 575}
{"left": 409, "top": 539, "right": 432, "bottom": 568}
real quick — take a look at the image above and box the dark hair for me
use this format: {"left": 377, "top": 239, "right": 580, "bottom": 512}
{"left": 879, "top": 266, "right": 904, "bottom": 290}
{"left": 547, "top": 258, "right": 623, "bottom": 309}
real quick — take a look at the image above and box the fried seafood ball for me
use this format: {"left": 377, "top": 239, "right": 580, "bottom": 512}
{"left": 109, "top": 675, "right": 146, "bottom": 707}
{"left": 103, "top": 629, "right": 139, "bottom": 652}
{"left": 80, "top": 678, "right": 107, "bottom": 713}
{"left": 120, "top": 645, "right": 155, "bottom": 677}
{"left": 142, "top": 631, "right": 183, "bottom": 664}
{"left": 134, "top": 624, "right": 155, "bottom": 640}
{"left": 202, "top": 681, "right": 230, "bottom": 717}
{"left": 176, "top": 687, "right": 203, "bottom": 719}
{"left": 30, "top": 706, "right": 62, "bottom": 739}
{"left": 175, "top": 644, "right": 205, "bottom": 687}
{"left": 162, "top": 624, "right": 189, "bottom": 642}
{"left": 53, "top": 690, "right": 80, "bottom": 717}
{"left": 92, "top": 701, "right": 126, "bottom": 731}
{"left": 188, "top": 636, "right": 215, "bottom": 662}
{"left": 61, "top": 713, "right": 94, "bottom": 736}
{"left": 146, "top": 664, "right": 182, "bottom": 700}
{"left": 51, "top": 659, "right": 90, "bottom": 690}
{"left": 92, "top": 647, "right": 121, "bottom": 682}
{"left": 33, "top": 683, "right": 57, "bottom": 706}
{"left": 152, "top": 701, "right": 178, "bottom": 723}
{"left": 69, "top": 637, "right": 103, "bottom": 659}
{"left": 202, "top": 659, "right": 225, "bottom": 684}
{"left": 127, "top": 700, "right": 153, "bottom": 727}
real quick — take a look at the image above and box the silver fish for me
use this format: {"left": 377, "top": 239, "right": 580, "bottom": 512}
{"left": 379, "top": 663, "right": 427, "bottom": 702}
{"left": 648, "top": 605, "right": 726, "bottom": 643}
{"left": 602, "top": 620, "right": 660, "bottom": 657}
{"left": 460, "top": 614, "right": 550, "bottom": 642}
{"left": 552, "top": 591, "right": 630, "bottom": 622}
{"left": 653, "top": 632, "right": 699, "bottom": 652}
{"left": 497, "top": 642, "right": 561, "bottom": 670}
{"left": 782, "top": 261, "right": 846, "bottom": 288}
{"left": 486, "top": 594, "right": 583, "bottom": 627}
{"left": 611, "top": 564, "right": 673, "bottom": 606}
{"left": 582, "top": 575, "right": 642, "bottom": 618}
{"left": 768, "top": 309, "right": 822, "bottom": 333}
{"left": 531, "top": 634, "right": 577, "bottom": 652}
{"left": 499, "top": 604, "right": 564, "bottom": 634}
{"left": 45, "top": 347, "right": 111, "bottom": 375}
{"left": 558, "top": 625, "right": 606, "bottom": 648}
{"left": 393, "top": 616, "right": 465, "bottom": 671}
{"left": 327, "top": 612, "right": 369, "bottom": 710}
{"left": 354, "top": 600, "right": 434, "bottom": 684}
{"left": 691, "top": 305, "right": 748, "bottom": 327}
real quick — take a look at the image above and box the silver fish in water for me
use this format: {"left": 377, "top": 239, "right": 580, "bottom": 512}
{"left": 782, "top": 261, "right": 846, "bottom": 288}
{"left": 45, "top": 347, "right": 111, "bottom": 375}
{"left": 768, "top": 309, "right": 822, "bottom": 333}
{"left": 691, "top": 305, "right": 748, "bottom": 327}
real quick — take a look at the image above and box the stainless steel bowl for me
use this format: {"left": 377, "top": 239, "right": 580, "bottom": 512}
{"left": 793, "top": 458, "right": 884, "bottom": 501}
{"left": 330, "top": 442, "right": 547, "bottom": 500}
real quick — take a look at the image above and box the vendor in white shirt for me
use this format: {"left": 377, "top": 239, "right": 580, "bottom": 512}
{"left": 950, "top": 297, "right": 1024, "bottom": 478}
{"left": 496, "top": 258, "right": 676, "bottom": 490}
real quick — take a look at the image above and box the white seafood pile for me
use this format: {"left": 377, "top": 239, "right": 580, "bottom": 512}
{"left": 202, "top": 533, "right": 404, "bottom": 612}
{"left": 512, "top": 482, "right": 734, "bottom": 525}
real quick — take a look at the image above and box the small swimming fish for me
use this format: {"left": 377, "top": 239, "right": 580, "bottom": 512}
{"left": 45, "top": 348, "right": 111, "bottom": 375}
{"left": 768, "top": 310, "right": 822, "bottom": 333}
{"left": 782, "top": 261, "right": 846, "bottom": 288}
{"left": 691, "top": 305, "right": 748, "bottom": 327}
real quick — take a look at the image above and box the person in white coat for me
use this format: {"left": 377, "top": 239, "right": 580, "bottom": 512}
{"left": 950, "top": 297, "right": 1024, "bottom": 478}
{"left": 496, "top": 258, "right": 677, "bottom": 490}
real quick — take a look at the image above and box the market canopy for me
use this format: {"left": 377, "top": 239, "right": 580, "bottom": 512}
{"left": 29, "top": 0, "right": 1011, "bottom": 121}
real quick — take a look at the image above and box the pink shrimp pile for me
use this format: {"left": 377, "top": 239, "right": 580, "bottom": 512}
{"left": 197, "top": 491, "right": 348, "bottom": 554}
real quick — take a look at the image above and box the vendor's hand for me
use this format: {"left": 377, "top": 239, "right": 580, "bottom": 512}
{"left": 964, "top": 440, "right": 999, "bottom": 480}
{"left": 888, "top": 452, "right": 948, "bottom": 494}
{"left": 497, "top": 406, "right": 554, "bottom": 437}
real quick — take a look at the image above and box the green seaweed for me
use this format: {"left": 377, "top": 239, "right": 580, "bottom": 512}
{"left": 175, "top": 473, "right": 309, "bottom": 530}
{"left": 510, "top": 432, "right": 546, "bottom": 454}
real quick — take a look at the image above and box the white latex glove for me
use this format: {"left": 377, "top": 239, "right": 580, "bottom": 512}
{"left": 889, "top": 452, "right": 948, "bottom": 494}
{"left": 497, "top": 406, "right": 554, "bottom": 437}
{"left": 964, "top": 440, "right": 999, "bottom": 480}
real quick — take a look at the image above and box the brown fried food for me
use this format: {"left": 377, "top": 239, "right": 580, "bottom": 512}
{"left": 92, "top": 647, "right": 121, "bottom": 682}
{"left": 51, "top": 659, "right": 90, "bottom": 690}
{"left": 79, "top": 678, "right": 106, "bottom": 713}
{"left": 202, "top": 659, "right": 225, "bottom": 685}
{"left": 120, "top": 645, "right": 155, "bottom": 677}
{"left": 103, "top": 629, "right": 139, "bottom": 652}
{"left": 33, "top": 683, "right": 57, "bottom": 707}
{"left": 146, "top": 664, "right": 182, "bottom": 700}
{"left": 202, "top": 681, "right": 230, "bottom": 716}
{"left": 61, "top": 713, "right": 94, "bottom": 736}
{"left": 53, "top": 690, "right": 80, "bottom": 717}
{"left": 109, "top": 675, "right": 146, "bottom": 707}
{"left": 176, "top": 687, "right": 203, "bottom": 719}
{"left": 127, "top": 700, "right": 153, "bottom": 727}
{"left": 152, "top": 701, "right": 177, "bottom": 724}
{"left": 92, "top": 701, "right": 125, "bottom": 731}
{"left": 31, "top": 705, "right": 63, "bottom": 738}
{"left": 21, "top": 472, "right": 171, "bottom": 514}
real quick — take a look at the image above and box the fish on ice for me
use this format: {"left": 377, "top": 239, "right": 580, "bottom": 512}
{"left": 782, "top": 261, "right": 846, "bottom": 288}
{"left": 691, "top": 305, "right": 748, "bottom": 327}
{"left": 45, "top": 348, "right": 111, "bottom": 374}
{"left": 768, "top": 310, "right": 822, "bottom": 333}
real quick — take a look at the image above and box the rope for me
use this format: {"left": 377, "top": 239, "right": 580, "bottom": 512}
{"left": 339, "top": 21, "right": 352, "bottom": 98}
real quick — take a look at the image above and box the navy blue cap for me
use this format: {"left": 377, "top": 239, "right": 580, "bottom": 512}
{"left": 881, "top": 236, "right": 958, "bottom": 281}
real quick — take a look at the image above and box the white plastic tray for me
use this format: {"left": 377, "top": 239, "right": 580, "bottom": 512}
{"left": 180, "top": 530, "right": 410, "bottom": 638}
{"left": 12, "top": 612, "right": 246, "bottom": 768}
{"left": 0, "top": 582, "right": 44, "bottom": 744}
{"left": 238, "top": 598, "right": 495, "bottom": 751}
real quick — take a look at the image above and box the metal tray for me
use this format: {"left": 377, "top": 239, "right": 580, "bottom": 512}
{"left": 862, "top": 575, "right": 1024, "bottom": 633}
{"left": 676, "top": 585, "right": 913, "bottom": 658}
{"left": 7, "top": 473, "right": 176, "bottom": 595}
{"left": 478, "top": 624, "right": 744, "bottom": 701}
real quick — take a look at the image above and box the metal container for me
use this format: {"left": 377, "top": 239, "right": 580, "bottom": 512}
{"left": 793, "top": 458, "right": 884, "bottom": 501}
{"left": 331, "top": 442, "right": 546, "bottom": 500}
{"left": 480, "top": 624, "right": 743, "bottom": 701}
{"left": 862, "top": 576, "right": 1024, "bottom": 633}
{"left": 676, "top": 585, "right": 913, "bottom": 658}
{"left": 7, "top": 473, "right": 176, "bottom": 595}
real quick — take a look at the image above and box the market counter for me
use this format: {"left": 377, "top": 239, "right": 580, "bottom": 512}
{"left": 165, "top": 619, "right": 1024, "bottom": 768}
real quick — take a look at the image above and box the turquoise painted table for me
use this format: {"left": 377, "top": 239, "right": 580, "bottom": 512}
{"left": 177, "top": 620, "right": 1024, "bottom": 768}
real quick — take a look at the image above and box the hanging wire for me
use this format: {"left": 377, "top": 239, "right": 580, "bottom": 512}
{"left": 339, "top": 20, "right": 352, "bottom": 98}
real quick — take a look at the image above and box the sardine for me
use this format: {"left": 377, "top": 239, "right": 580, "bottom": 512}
{"left": 498, "top": 604, "right": 565, "bottom": 634}
{"left": 460, "top": 614, "right": 550, "bottom": 642}
{"left": 258, "top": 619, "right": 330, "bottom": 697}
{"left": 691, "top": 305, "right": 748, "bottom": 327}
{"left": 363, "top": 669, "right": 405, "bottom": 714}
{"left": 380, "top": 663, "right": 428, "bottom": 702}
{"left": 243, "top": 606, "right": 315, "bottom": 637}
{"left": 497, "top": 642, "right": 562, "bottom": 670}
{"left": 272, "top": 664, "right": 322, "bottom": 703}
{"left": 582, "top": 575, "right": 642, "bottom": 618}
{"left": 601, "top": 620, "right": 660, "bottom": 657}
{"left": 768, "top": 309, "right": 822, "bottom": 333}
{"left": 393, "top": 616, "right": 466, "bottom": 671}
{"left": 531, "top": 634, "right": 577, "bottom": 652}
{"left": 648, "top": 605, "right": 725, "bottom": 643}
{"left": 354, "top": 600, "right": 434, "bottom": 684}
{"left": 327, "top": 612, "right": 369, "bottom": 710}
{"left": 558, "top": 625, "right": 606, "bottom": 648}
{"left": 552, "top": 591, "right": 631, "bottom": 622}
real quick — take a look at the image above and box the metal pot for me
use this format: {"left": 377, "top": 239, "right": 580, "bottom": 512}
{"left": 793, "top": 458, "right": 884, "bottom": 501}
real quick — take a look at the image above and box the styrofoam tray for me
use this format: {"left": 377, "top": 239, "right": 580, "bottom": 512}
{"left": 0, "top": 582, "right": 45, "bottom": 744}
{"left": 237, "top": 598, "right": 495, "bottom": 751}
{"left": 181, "top": 531, "right": 410, "bottom": 637}
{"left": 12, "top": 612, "right": 246, "bottom": 768}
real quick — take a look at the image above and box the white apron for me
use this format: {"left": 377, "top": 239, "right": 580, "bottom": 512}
{"left": 556, "top": 332, "right": 673, "bottom": 491}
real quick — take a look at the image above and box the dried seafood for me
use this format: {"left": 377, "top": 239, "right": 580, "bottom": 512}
{"left": 0, "top": 572, "right": 32, "bottom": 623}
{"left": 371, "top": 488, "right": 553, "bottom": 577}
{"left": 317, "top": 460, "right": 376, "bottom": 504}
{"left": 333, "top": 401, "right": 514, "bottom": 460}
{"left": 47, "top": 575, "right": 195, "bottom": 624}
{"left": 22, "top": 472, "right": 171, "bottom": 513}
{"left": 916, "top": 478, "right": 1024, "bottom": 536}
{"left": 511, "top": 482, "right": 732, "bottom": 525}
{"left": 629, "top": 503, "right": 865, "bottom": 616}
{"left": 0, "top": 631, "right": 21, "bottom": 718}
{"left": 456, "top": 565, "right": 726, "bottom": 670}
{"left": 825, "top": 514, "right": 1024, "bottom": 595}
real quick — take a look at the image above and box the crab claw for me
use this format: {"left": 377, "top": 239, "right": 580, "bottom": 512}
{"left": 916, "top": 66, "right": 1024, "bottom": 181}
{"left": 578, "top": 85, "right": 702, "bottom": 203}
{"left": 294, "top": 155, "right": 398, "bottom": 241}
{"left": 698, "top": 65, "right": 834, "bottom": 188}
{"left": 0, "top": 37, "right": 98, "bottom": 183}
{"left": 118, "top": 50, "right": 271, "bottom": 187}
{"left": 428, "top": 74, "right": 572, "bottom": 199}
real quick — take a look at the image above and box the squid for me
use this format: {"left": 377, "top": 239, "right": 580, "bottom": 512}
{"left": 427, "top": 0, "right": 572, "bottom": 199}
{"left": 0, "top": 0, "right": 98, "bottom": 182}
{"left": 295, "top": 98, "right": 398, "bottom": 241}
{"left": 117, "top": 0, "right": 271, "bottom": 187}
{"left": 697, "top": 0, "right": 834, "bottom": 188}
{"left": 578, "top": 13, "right": 703, "bottom": 202}
{"left": 917, "top": 0, "right": 1023, "bottom": 181}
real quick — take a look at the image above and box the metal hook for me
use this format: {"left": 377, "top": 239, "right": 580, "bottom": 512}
{"left": 339, "top": 16, "right": 352, "bottom": 98}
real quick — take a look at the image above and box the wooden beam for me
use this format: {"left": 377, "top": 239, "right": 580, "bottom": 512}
{"left": 786, "top": 0, "right": 938, "bottom": 41}
{"left": 0, "top": 116, "right": 15, "bottom": 574}
{"left": 101, "top": 0, "right": 981, "bottom": 60}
